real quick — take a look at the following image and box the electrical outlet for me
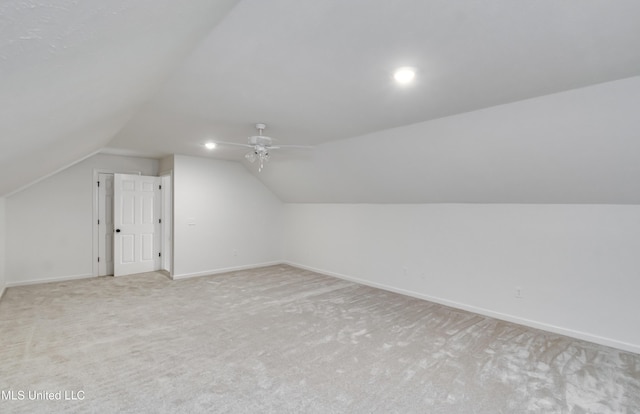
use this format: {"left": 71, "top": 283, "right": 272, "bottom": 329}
{"left": 515, "top": 287, "right": 523, "bottom": 299}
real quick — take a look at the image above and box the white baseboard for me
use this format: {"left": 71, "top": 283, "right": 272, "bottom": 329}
{"left": 172, "top": 261, "right": 283, "bottom": 280}
{"left": 285, "top": 261, "right": 640, "bottom": 355}
{"left": 7, "top": 273, "right": 95, "bottom": 287}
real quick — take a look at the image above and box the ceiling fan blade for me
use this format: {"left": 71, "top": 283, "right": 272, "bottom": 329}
{"left": 214, "top": 140, "right": 254, "bottom": 149}
{"left": 270, "top": 144, "right": 314, "bottom": 150}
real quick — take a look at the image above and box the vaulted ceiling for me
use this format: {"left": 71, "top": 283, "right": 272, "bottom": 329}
{"left": 0, "top": 0, "right": 240, "bottom": 195}
{"left": 2, "top": 0, "right": 640, "bottom": 202}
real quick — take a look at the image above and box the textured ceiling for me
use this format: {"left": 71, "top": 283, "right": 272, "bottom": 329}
{"left": 0, "top": 0, "right": 239, "bottom": 195}
{"left": 2, "top": 0, "right": 640, "bottom": 202}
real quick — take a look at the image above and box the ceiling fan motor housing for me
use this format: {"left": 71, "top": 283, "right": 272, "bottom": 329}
{"left": 248, "top": 135, "right": 272, "bottom": 146}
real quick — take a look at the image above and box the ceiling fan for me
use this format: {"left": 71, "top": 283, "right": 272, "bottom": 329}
{"left": 215, "top": 123, "right": 312, "bottom": 171}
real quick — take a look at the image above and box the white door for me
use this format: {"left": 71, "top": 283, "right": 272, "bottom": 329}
{"left": 98, "top": 173, "right": 114, "bottom": 275}
{"left": 114, "top": 174, "right": 161, "bottom": 277}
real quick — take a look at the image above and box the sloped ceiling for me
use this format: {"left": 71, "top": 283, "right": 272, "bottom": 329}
{"left": 0, "top": 0, "right": 239, "bottom": 196}
{"left": 3, "top": 0, "right": 640, "bottom": 203}
{"left": 257, "top": 77, "right": 640, "bottom": 203}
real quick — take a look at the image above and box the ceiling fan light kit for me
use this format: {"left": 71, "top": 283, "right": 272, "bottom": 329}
{"left": 247, "top": 123, "right": 272, "bottom": 172}
{"left": 212, "top": 123, "right": 312, "bottom": 172}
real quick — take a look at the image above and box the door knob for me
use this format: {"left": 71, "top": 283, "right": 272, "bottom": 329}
{"left": 116, "top": 229, "right": 121, "bottom": 233}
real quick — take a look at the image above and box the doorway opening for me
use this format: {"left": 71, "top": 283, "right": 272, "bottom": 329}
{"left": 93, "top": 170, "right": 172, "bottom": 277}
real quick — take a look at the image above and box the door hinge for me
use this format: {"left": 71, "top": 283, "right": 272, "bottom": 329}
{"left": 159, "top": 185, "right": 162, "bottom": 190}
{"left": 159, "top": 218, "right": 162, "bottom": 224}
{"left": 97, "top": 181, "right": 100, "bottom": 187}
{"left": 97, "top": 257, "right": 100, "bottom": 263}
{"left": 158, "top": 252, "right": 162, "bottom": 257}
{"left": 97, "top": 219, "right": 100, "bottom": 225}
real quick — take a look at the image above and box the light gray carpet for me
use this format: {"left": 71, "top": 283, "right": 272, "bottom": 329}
{"left": 1, "top": 264, "right": 638, "bottom": 413}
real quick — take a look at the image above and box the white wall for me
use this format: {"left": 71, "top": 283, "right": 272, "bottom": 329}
{"left": 159, "top": 155, "right": 174, "bottom": 175}
{"left": 0, "top": 197, "right": 6, "bottom": 299}
{"left": 6, "top": 154, "right": 159, "bottom": 285}
{"left": 172, "top": 155, "right": 283, "bottom": 278}
{"left": 284, "top": 203, "right": 640, "bottom": 353}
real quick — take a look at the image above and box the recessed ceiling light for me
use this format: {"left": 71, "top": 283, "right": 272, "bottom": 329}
{"left": 394, "top": 67, "right": 415, "bottom": 84}
{"left": 205, "top": 142, "right": 216, "bottom": 150}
